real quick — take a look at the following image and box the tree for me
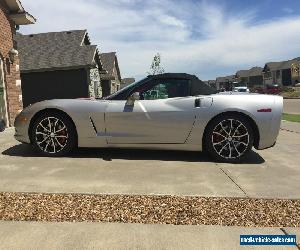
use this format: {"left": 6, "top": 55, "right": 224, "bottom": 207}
{"left": 148, "top": 53, "right": 165, "bottom": 75}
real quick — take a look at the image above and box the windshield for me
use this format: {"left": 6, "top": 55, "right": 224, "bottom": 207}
{"left": 102, "top": 77, "right": 149, "bottom": 100}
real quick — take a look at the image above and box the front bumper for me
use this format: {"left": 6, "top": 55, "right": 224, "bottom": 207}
{"left": 14, "top": 112, "right": 31, "bottom": 144}
{"left": 14, "top": 132, "right": 30, "bottom": 144}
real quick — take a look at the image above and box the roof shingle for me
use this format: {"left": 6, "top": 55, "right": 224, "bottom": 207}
{"left": 216, "top": 75, "right": 236, "bottom": 83}
{"left": 264, "top": 57, "right": 300, "bottom": 72}
{"left": 16, "top": 30, "right": 98, "bottom": 72}
{"left": 236, "top": 67, "right": 263, "bottom": 78}
{"left": 100, "top": 52, "right": 121, "bottom": 81}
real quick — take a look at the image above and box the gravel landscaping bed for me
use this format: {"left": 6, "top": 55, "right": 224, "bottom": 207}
{"left": 0, "top": 192, "right": 299, "bottom": 227}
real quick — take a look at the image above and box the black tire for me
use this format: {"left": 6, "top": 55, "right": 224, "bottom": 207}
{"left": 30, "top": 111, "right": 77, "bottom": 157}
{"left": 204, "top": 114, "right": 254, "bottom": 163}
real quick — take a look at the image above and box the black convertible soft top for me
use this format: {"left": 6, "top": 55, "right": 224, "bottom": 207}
{"left": 107, "top": 73, "right": 217, "bottom": 100}
{"left": 149, "top": 73, "right": 217, "bottom": 96}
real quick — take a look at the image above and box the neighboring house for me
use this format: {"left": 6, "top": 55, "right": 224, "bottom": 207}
{"left": 100, "top": 52, "right": 121, "bottom": 97}
{"left": 121, "top": 77, "right": 135, "bottom": 89}
{"left": 236, "top": 67, "right": 263, "bottom": 88}
{"left": 0, "top": 0, "right": 35, "bottom": 126}
{"left": 291, "top": 61, "right": 300, "bottom": 85}
{"left": 203, "top": 80, "right": 216, "bottom": 89}
{"left": 16, "top": 30, "right": 106, "bottom": 107}
{"left": 262, "top": 57, "right": 300, "bottom": 86}
{"left": 215, "top": 75, "right": 236, "bottom": 90}
{"left": 206, "top": 80, "right": 216, "bottom": 89}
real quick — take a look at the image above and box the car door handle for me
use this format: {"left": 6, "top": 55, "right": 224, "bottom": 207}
{"left": 195, "top": 98, "right": 201, "bottom": 107}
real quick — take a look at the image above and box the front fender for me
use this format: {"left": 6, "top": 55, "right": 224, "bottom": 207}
{"left": 15, "top": 99, "right": 109, "bottom": 146}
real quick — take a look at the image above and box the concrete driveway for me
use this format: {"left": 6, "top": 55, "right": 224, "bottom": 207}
{"left": 0, "top": 123, "right": 299, "bottom": 199}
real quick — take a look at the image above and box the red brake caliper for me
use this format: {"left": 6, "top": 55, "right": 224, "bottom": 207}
{"left": 213, "top": 132, "right": 223, "bottom": 143}
{"left": 58, "top": 130, "right": 67, "bottom": 144}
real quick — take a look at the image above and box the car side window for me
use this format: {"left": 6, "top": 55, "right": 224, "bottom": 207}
{"left": 134, "top": 79, "right": 190, "bottom": 100}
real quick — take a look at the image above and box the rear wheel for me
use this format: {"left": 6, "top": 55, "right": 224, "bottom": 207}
{"left": 204, "top": 114, "right": 254, "bottom": 163}
{"left": 31, "top": 112, "right": 77, "bottom": 156}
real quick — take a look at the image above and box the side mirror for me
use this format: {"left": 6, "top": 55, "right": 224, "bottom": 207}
{"left": 126, "top": 92, "right": 140, "bottom": 106}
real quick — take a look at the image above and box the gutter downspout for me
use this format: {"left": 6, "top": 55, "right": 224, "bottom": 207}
{"left": 0, "top": 58, "right": 10, "bottom": 127}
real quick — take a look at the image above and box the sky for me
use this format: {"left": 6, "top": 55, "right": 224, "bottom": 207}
{"left": 20, "top": 0, "right": 300, "bottom": 80}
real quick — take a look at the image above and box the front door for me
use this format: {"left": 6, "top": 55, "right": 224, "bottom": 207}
{"left": 0, "top": 58, "right": 8, "bottom": 128}
{"left": 282, "top": 69, "right": 292, "bottom": 86}
{"left": 105, "top": 78, "right": 196, "bottom": 144}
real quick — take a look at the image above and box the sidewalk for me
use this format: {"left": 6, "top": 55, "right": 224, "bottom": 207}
{"left": 0, "top": 221, "right": 298, "bottom": 250}
{"left": 281, "top": 120, "right": 300, "bottom": 134}
{"left": 283, "top": 99, "right": 300, "bottom": 115}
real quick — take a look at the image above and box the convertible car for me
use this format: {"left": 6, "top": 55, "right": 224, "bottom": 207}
{"left": 14, "top": 73, "right": 283, "bottom": 162}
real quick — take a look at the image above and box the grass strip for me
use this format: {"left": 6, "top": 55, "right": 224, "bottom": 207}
{"left": 283, "top": 113, "right": 300, "bottom": 123}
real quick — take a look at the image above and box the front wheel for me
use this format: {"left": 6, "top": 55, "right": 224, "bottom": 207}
{"left": 31, "top": 112, "right": 77, "bottom": 157}
{"left": 204, "top": 114, "right": 254, "bottom": 163}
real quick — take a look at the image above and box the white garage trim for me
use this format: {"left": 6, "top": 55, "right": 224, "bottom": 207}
{"left": 0, "top": 58, "right": 9, "bottom": 127}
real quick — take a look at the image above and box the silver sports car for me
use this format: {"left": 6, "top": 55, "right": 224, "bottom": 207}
{"left": 14, "top": 73, "right": 283, "bottom": 163}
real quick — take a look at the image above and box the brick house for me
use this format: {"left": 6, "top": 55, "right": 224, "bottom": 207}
{"left": 15, "top": 30, "right": 106, "bottom": 107}
{"left": 215, "top": 75, "right": 236, "bottom": 91}
{"left": 0, "top": 0, "right": 35, "bottom": 126}
{"left": 262, "top": 57, "right": 300, "bottom": 86}
{"left": 100, "top": 52, "right": 122, "bottom": 97}
{"left": 206, "top": 80, "right": 216, "bottom": 89}
{"left": 291, "top": 61, "right": 300, "bottom": 84}
{"left": 235, "top": 67, "right": 263, "bottom": 88}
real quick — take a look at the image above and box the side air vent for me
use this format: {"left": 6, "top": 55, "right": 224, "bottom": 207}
{"left": 89, "top": 117, "right": 98, "bottom": 134}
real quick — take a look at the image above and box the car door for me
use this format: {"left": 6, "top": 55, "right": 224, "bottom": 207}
{"left": 105, "top": 78, "right": 196, "bottom": 144}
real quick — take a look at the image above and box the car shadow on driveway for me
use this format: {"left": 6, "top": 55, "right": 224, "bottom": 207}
{"left": 2, "top": 144, "right": 265, "bottom": 164}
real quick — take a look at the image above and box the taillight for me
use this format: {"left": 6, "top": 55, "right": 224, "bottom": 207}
{"left": 257, "top": 108, "right": 272, "bottom": 112}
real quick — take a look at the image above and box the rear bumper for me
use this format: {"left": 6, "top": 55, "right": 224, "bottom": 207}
{"left": 257, "top": 96, "right": 283, "bottom": 150}
{"left": 257, "top": 119, "right": 281, "bottom": 150}
{"left": 257, "top": 140, "right": 276, "bottom": 150}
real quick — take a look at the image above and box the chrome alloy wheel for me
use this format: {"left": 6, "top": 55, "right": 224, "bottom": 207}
{"left": 35, "top": 117, "right": 68, "bottom": 154}
{"left": 211, "top": 119, "right": 250, "bottom": 160}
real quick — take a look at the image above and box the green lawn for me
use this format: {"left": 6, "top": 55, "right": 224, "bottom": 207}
{"left": 282, "top": 113, "right": 300, "bottom": 123}
{"left": 281, "top": 91, "right": 300, "bottom": 98}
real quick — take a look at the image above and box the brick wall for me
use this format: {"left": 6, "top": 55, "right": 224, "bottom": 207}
{"left": 0, "top": 1, "right": 23, "bottom": 126}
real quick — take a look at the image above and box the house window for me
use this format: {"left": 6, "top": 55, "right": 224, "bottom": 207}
{"left": 292, "top": 63, "right": 300, "bottom": 77}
